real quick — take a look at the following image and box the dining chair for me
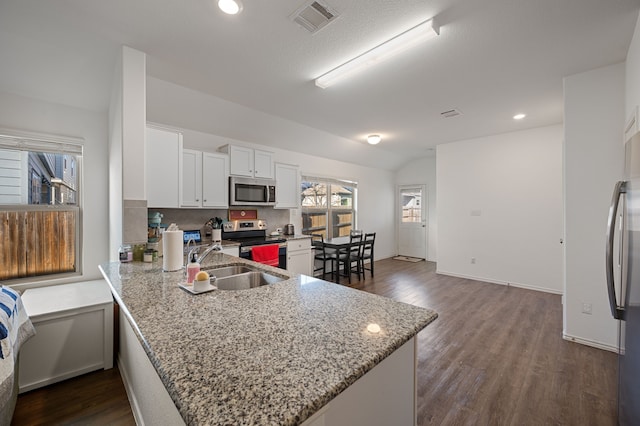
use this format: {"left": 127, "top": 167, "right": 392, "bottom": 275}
{"left": 333, "top": 232, "right": 363, "bottom": 284}
{"left": 311, "top": 234, "right": 331, "bottom": 279}
{"left": 360, "top": 232, "right": 376, "bottom": 278}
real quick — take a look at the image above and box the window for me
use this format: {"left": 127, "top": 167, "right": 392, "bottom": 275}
{"left": 401, "top": 188, "right": 422, "bottom": 223}
{"left": 301, "top": 176, "right": 357, "bottom": 238}
{"left": 0, "top": 130, "right": 82, "bottom": 281}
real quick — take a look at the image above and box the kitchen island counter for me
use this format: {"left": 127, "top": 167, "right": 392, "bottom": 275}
{"left": 100, "top": 254, "right": 437, "bottom": 425}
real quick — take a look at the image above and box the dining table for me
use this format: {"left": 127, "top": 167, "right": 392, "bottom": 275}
{"left": 321, "top": 235, "right": 362, "bottom": 281}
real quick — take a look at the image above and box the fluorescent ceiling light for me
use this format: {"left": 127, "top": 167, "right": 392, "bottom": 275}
{"left": 513, "top": 113, "right": 526, "bottom": 120}
{"left": 218, "top": 0, "right": 242, "bottom": 15}
{"left": 367, "top": 134, "right": 382, "bottom": 145}
{"left": 315, "top": 19, "right": 439, "bottom": 89}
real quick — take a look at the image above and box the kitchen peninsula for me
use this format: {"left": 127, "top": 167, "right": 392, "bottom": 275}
{"left": 99, "top": 254, "right": 437, "bottom": 425}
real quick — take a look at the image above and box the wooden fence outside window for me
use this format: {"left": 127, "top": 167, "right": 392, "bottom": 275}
{"left": 0, "top": 208, "right": 77, "bottom": 280}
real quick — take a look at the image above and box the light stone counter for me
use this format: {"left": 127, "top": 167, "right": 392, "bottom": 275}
{"left": 100, "top": 254, "right": 437, "bottom": 425}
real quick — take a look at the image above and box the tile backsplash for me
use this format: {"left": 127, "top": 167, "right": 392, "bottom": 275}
{"left": 124, "top": 199, "right": 149, "bottom": 244}
{"left": 151, "top": 207, "right": 292, "bottom": 240}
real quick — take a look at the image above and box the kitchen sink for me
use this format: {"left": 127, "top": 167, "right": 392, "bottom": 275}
{"left": 202, "top": 265, "right": 287, "bottom": 290}
{"left": 215, "top": 271, "right": 285, "bottom": 290}
{"left": 203, "top": 265, "right": 256, "bottom": 278}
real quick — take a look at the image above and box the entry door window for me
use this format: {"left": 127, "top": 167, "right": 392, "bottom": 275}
{"left": 401, "top": 189, "right": 422, "bottom": 223}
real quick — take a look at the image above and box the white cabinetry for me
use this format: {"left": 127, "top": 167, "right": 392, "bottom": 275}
{"left": 220, "top": 144, "right": 274, "bottom": 179}
{"left": 275, "top": 163, "right": 300, "bottom": 209}
{"left": 181, "top": 150, "right": 228, "bottom": 208}
{"left": 19, "top": 280, "right": 114, "bottom": 393}
{"left": 221, "top": 245, "right": 240, "bottom": 257}
{"left": 146, "top": 126, "right": 182, "bottom": 208}
{"left": 301, "top": 338, "right": 416, "bottom": 426}
{"left": 287, "top": 238, "right": 312, "bottom": 276}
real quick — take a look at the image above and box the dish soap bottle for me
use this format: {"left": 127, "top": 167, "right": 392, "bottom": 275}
{"left": 186, "top": 252, "right": 200, "bottom": 284}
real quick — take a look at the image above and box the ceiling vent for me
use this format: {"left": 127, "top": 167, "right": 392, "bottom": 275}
{"left": 440, "top": 108, "right": 463, "bottom": 118}
{"left": 290, "top": 1, "right": 338, "bottom": 34}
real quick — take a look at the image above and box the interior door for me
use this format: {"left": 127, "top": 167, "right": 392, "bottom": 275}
{"left": 397, "top": 185, "right": 427, "bottom": 259}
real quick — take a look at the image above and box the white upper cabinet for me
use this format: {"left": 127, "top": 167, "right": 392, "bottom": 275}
{"left": 181, "top": 149, "right": 202, "bottom": 207}
{"left": 146, "top": 126, "right": 182, "bottom": 208}
{"left": 253, "top": 149, "right": 274, "bottom": 179}
{"left": 181, "top": 150, "right": 228, "bottom": 208}
{"left": 275, "top": 163, "right": 300, "bottom": 209}
{"left": 202, "top": 152, "right": 228, "bottom": 208}
{"left": 220, "top": 145, "right": 274, "bottom": 179}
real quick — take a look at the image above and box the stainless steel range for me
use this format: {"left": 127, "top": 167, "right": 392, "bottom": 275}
{"left": 222, "top": 220, "right": 287, "bottom": 269}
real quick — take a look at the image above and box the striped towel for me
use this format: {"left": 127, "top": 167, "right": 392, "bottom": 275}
{"left": 0, "top": 286, "right": 35, "bottom": 412}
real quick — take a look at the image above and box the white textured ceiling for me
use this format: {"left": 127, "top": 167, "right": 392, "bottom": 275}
{"left": 0, "top": 0, "right": 638, "bottom": 170}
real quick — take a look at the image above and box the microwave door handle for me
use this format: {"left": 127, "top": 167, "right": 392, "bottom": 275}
{"left": 606, "top": 180, "right": 626, "bottom": 320}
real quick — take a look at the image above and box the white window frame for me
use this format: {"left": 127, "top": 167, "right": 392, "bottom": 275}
{"left": 301, "top": 175, "right": 358, "bottom": 238}
{"left": 0, "top": 128, "right": 83, "bottom": 282}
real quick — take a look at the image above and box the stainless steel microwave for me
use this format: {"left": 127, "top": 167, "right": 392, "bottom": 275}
{"left": 229, "top": 176, "right": 276, "bottom": 206}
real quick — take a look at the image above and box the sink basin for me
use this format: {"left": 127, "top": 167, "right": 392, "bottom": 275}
{"left": 215, "top": 271, "right": 285, "bottom": 290}
{"left": 203, "top": 265, "right": 256, "bottom": 278}
{"left": 202, "top": 265, "right": 286, "bottom": 290}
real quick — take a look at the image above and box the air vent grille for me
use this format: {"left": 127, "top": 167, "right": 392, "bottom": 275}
{"left": 291, "top": 1, "right": 337, "bottom": 34}
{"left": 441, "top": 108, "right": 462, "bottom": 118}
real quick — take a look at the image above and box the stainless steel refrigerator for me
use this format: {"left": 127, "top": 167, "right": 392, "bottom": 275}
{"left": 607, "top": 131, "right": 640, "bottom": 425}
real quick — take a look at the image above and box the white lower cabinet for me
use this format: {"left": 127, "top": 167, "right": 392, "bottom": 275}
{"left": 287, "top": 238, "right": 312, "bottom": 276}
{"left": 18, "top": 280, "right": 114, "bottom": 393}
{"left": 301, "top": 338, "right": 417, "bottom": 426}
{"left": 221, "top": 245, "right": 239, "bottom": 257}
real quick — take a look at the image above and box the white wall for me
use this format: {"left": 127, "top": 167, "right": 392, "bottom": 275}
{"left": 436, "top": 125, "right": 563, "bottom": 294}
{"left": 563, "top": 63, "right": 625, "bottom": 351}
{"left": 146, "top": 80, "right": 397, "bottom": 261}
{"left": 108, "top": 51, "right": 124, "bottom": 262}
{"left": 0, "top": 90, "right": 109, "bottom": 287}
{"left": 627, "top": 12, "right": 640, "bottom": 120}
{"left": 121, "top": 46, "right": 146, "bottom": 201}
{"left": 396, "top": 155, "right": 437, "bottom": 261}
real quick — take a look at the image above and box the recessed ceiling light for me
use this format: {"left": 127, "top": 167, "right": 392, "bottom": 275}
{"left": 513, "top": 113, "right": 526, "bottom": 120}
{"left": 367, "top": 135, "right": 381, "bottom": 145}
{"left": 218, "top": 0, "right": 242, "bottom": 15}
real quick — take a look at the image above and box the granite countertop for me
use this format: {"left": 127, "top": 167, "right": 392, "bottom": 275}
{"left": 99, "top": 254, "right": 437, "bottom": 425}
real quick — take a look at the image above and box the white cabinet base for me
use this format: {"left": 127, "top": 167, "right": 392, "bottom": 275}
{"left": 287, "top": 238, "right": 312, "bottom": 276}
{"left": 302, "top": 338, "right": 417, "bottom": 426}
{"left": 18, "top": 280, "right": 114, "bottom": 393}
{"left": 118, "top": 310, "right": 185, "bottom": 426}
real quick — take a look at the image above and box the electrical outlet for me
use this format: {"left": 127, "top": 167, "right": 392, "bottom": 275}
{"left": 582, "top": 303, "right": 592, "bottom": 315}
{"left": 471, "top": 257, "right": 476, "bottom": 264}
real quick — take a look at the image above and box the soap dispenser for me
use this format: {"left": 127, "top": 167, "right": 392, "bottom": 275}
{"left": 186, "top": 252, "right": 200, "bottom": 284}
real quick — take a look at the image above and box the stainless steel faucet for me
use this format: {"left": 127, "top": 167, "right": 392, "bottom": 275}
{"left": 194, "top": 242, "right": 223, "bottom": 265}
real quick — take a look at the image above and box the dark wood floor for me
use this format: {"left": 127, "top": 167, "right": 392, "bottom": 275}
{"left": 12, "top": 259, "right": 617, "bottom": 425}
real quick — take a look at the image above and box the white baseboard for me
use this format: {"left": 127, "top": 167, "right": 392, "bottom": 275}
{"left": 117, "top": 355, "right": 145, "bottom": 426}
{"left": 562, "top": 333, "right": 619, "bottom": 353}
{"left": 435, "top": 270, "right": 563, "bottom": 295}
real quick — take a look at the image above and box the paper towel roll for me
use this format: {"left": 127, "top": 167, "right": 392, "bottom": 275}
{"left": 163, "top": 230, "right": 184, "bottom": 272}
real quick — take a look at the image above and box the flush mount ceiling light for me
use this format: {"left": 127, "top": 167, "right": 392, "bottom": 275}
{"left": 315, "top": 18, "right": 439, "bottom": 89}
{"left": 218, "top": 0, "right": 242, "bottom": 15}
{"left": 513, "top": 113, "right": 526, "bottom": 120}
{"left": 367, "top": 134, "right": 382, "bottom": 145}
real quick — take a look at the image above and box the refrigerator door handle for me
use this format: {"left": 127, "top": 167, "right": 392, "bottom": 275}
{"left": 606, "top": 180, "right": 627, "bottom": 320}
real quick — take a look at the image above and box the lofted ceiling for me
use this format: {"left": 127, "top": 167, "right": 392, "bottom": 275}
{"left": 0, "top": 0, "right": 638, "bottom": 170}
